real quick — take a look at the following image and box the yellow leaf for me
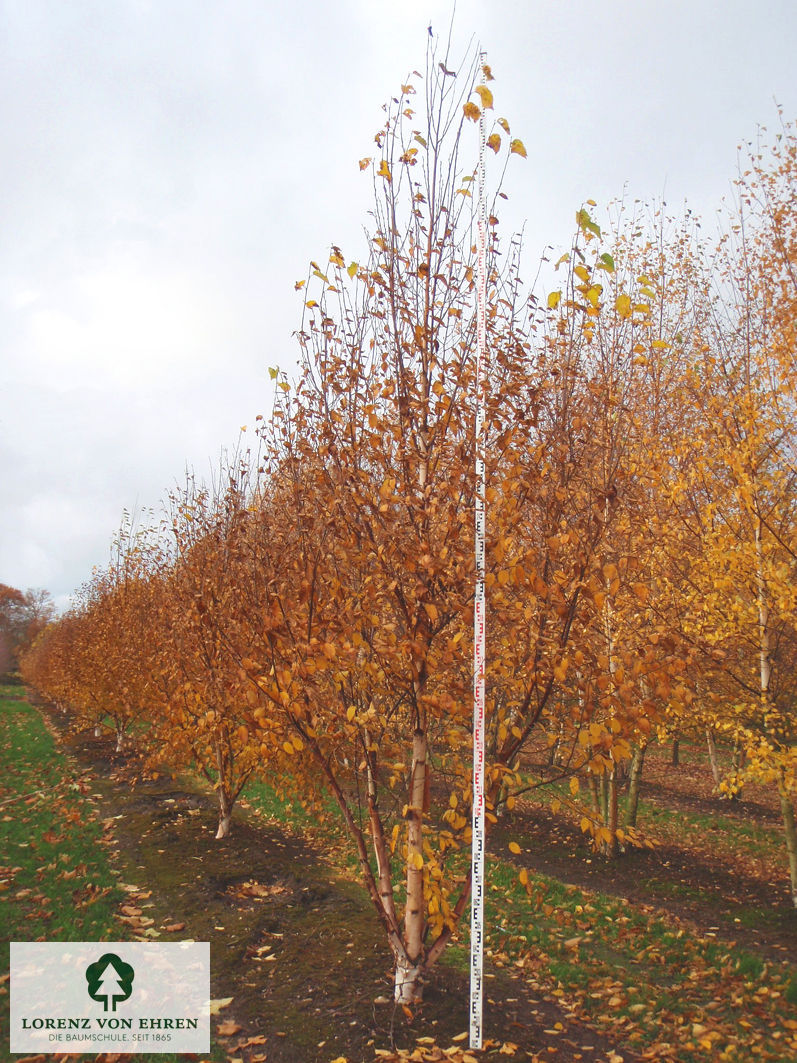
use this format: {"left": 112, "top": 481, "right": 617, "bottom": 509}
{"left": 509, "top": 138, "right": 527, "bottom": 158}
{"left": 586, "top": 284, "right": 602, "bottom": 307}
{"left": 377, "top": 159, "right": 392, "bottom": 181}
{"left": 463, "top": 101, "right": 481, "bottom": 121}
{"left": 519, "top": 868, "right": 528, "bottom": 885}
{"left": 423, "top": 602, "right": 439, "bottom": 623}
{"left": 487, "top": 132, "right": 501, "bottom": 153}
{"left": 358, "top": 157, "right": 371, "bottom": 171}
{"left": 497, "top": 117, "right": 510, "bottom": 134}
{"left": 580, "top": 816, "right": 592, "bottom": 833}
{"left": 569, "top": 776, "right": 580, "bottom": 796}
{"left": 294, "top": 279, "right": 305, "bottom": 290}
{"left": 305, "top": 299, "right": 318, "bottom": 309}
{"left": 508, "top": 841, "right": 521, "bottom": 855}
{"left": 651, "top": 339, "right": 671, "bottom": 349}
{"left": 346, "top": 705, "right": 356, "bottom": 722}
{"left": 615, "top": 293, "right": 632, "bottom": 319}
{"left": 547, "top": 290, "right": 561, "bottom": 310}
{"left": 209, "top": 998, "right": 233, "bottom": 1015}
{"left": 283, "top": 741, "right": 294, "bottom": 755}
{"left": 481, "top": 63, "right": 494, "bottom": 82}
{"left": 474, "top": 85, "right": 494, "bottom": 110}
{"left": 574, "top": 263, "right": 590, "bottom": 283}
{"left": 329, "top": 249, "right": 344, "bottom": 267}
{"left": 347, "top": 261, "right": 358, "bottom": 278}
{"left": 409, "top": 850, "right": 423, "bottom": 870}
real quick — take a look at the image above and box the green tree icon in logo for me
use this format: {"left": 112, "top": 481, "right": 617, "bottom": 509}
{"left": 85, "top": 953, "right": 134, "bottom": 1012}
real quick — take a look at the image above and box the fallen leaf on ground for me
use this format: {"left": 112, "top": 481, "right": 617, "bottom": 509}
{"left": 209, "top": 997, "right": 233, "bottom": 1015}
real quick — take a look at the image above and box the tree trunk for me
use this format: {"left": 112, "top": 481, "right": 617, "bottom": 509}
{"left": 728, "top": 740, "right": 745, "bottom": 800}
{"left": 599, "top": 772, "right": 609, "bottom": 823}
{"left": 547, "top": 735, "right": 560, "bottom": 767}
{"left": 94, "top": 724, "right": 102, "bottom": 737}
{"left": 366, "top": 751, "right": 398, "bottom": 932}
{"left": 589, "top": 772, "right": 601, "bottom": 819}
{"left": 394, "top": 953, "right": 424, "bottom": 1005}
{"left": 777, "top": 774, "right": 797, "bottom": 909}
{"left": 605, "top": 770, "right": 619, "bottom": 858}
{"left": 398, "top": 729, "right": 428, "bottom": 1003}
{"left": 706, "top": 728, "right": 722, "bottom": 789}
{"left": 215, "top": 786, "right": 232, "bottom": 839}
{"left": 624, "top": 740, "right": 648, "bottom": 828}
{"left": 115, "top": 727, "right": 124, "bottom": 753}
{"left": 671, "top": 737, "right": 680, "bottom": 767}
{"left": 214, "top": 737, "right": 233, "bottom": 839}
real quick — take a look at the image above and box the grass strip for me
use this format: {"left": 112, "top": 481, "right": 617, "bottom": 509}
{"left": 0, "top": 688, "right": 222, "bottom": 1063}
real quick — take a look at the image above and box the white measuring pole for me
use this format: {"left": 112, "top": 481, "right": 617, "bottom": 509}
{"left": 469, "top": 83, "right": 488, "bottom": 1052}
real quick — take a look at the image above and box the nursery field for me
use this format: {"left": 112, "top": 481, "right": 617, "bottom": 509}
{"left": 2, "top": 685, "right": 797, "bottom": 1063}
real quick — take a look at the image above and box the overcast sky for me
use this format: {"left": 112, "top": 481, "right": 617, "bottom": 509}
{"left": 2, "top": 0, "right": 796, "bottom": 610}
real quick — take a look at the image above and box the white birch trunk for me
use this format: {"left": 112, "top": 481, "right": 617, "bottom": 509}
{"left": 398, "top": 730, "right": 427, "bottom": 1002}
{"left": 394, "top": 953, "right": 424, "bottom": 1004}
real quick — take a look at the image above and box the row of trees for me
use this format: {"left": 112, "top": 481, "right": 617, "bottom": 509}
{"left": 0, "top": 584, "right": 55, "bottom": 678}
{"left": 21, "top": 47, "right": 797, "bottom": 999}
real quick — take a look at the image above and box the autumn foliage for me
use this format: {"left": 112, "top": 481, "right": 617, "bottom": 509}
{"left": 20, "top": 39, "right": 797, "bottom": 1003}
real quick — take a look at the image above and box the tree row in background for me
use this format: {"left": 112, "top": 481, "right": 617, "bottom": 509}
{"left": 20, "top": 46, "right": 797, "bottom": 1002}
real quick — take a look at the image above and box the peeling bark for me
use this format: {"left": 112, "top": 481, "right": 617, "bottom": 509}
{"left": 394, "top": 954, "right": 423, "bottom": 1004}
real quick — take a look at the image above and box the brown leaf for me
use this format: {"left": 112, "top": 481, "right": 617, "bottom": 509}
{"left": 217, "top": 1021, "right": 242, "bottom": 1037}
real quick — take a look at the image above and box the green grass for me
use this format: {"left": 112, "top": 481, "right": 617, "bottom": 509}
{"left": 472, "top": 855, "right": 797, "bottom": 1061}
{"left": 244, "top": 777, "right": 314, "bottom": 826}
{"left": 0, "top": 687, "right": 222, "bottom": 1063}
{"left": 0, "top": 687, "right": 121, "bottom": 944}
{"left": 639, "top": 802, "right": 783, "bottom": 862}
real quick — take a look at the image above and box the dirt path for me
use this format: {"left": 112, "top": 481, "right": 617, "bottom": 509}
{"left": 41, "top": 704, "right": 638, "bottom": 1063}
